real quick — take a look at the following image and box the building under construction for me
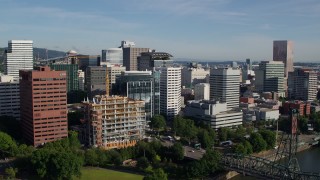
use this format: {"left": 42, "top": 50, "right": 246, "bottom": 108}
{"left": 82, "top": 95, "right": 146, "bottom": 149}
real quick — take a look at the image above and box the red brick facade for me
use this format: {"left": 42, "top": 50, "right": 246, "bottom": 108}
{"left": 20, "top": 66, "right": 68, "bottom": 147}
{"left": 282, "top": 101, "right": 310, "bottom": 116}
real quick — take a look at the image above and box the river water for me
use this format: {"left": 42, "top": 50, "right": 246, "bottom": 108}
{"left": 231, "top": 147, "right": 320, "bottom": 179}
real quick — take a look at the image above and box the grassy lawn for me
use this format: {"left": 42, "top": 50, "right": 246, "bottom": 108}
{"left": 79, "top": 167, "right": 144, "bottom": 180}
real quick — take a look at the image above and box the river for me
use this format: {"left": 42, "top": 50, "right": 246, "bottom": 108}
{"left": 231, "top": 147, "right": 320, "bottom": 180}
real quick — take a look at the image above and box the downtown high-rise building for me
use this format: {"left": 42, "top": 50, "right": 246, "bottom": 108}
{"left": 0, "top": 75, "right": 20, "bottom": 120}
{"left": 123, "top": 47, "right": 150, "bottom": 71}
{"left": 4, "top": 40, "right": 33, "bottom": 80}
{"left": 114, "top": 71, "right": 160, "bottom": 122}
{"left": 86, "top": 65, "right": 125, "bottom": 98}
{"left": 210, "top": 67, "right": 240, "bottom": 110}
{"left": 19, "top": 66, "right": 68, "bottom": 147}
{"left": 194, "top": 83, "right": 210, "bottom": 100}
{"left": 157, "top": 66, "right": 182, "bottom": 120}
{"left": 258, "top": 61, "right": 285, "bottom": 95}
{"left": 137, "top": 51, "right": 173, "bottom": 71}
{"left": 288, "top": 68, "right": 317, "bottom": 101}
{"left": 49, "top": 64, "right": 79, "bottom": 92}
{"left": 82, "top": 96, "right": 146, "bottom": 150}
{"left": 273, "top": 40, "right": 294, "bottom": 78}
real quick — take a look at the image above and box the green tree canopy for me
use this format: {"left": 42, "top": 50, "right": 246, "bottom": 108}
{"left": 198, "top": 130, "right": 213, "bottom": 149}
{"left": 0, "top": 131, "right": 17, "bottom": 157}
{"left": 259, "top": 130, "right": 276, "bottom": 149}
{"left": 137, "top": 156, "right": 150, "bottom": 170}
{"left": 150, "top": 115, "right": 166, "bottom": 135}
{"left": 171, "top": 142, "right": 184, "bottom": 161}
{"left": 144, "top": 168, "right": 168, "bottom": 180}
{"left": 249, "top": 132, "right": 267, "bottom": 152}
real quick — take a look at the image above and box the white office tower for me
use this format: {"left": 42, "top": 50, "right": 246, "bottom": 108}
{"left": 158, "top": 67, "right": 182, "bottom": 120}
{"left": 0, "top": 75, "right": 20, "bottom": 120}
{"left": 210, "top": 67, "right": 240, "bottom": 110}
{"left": 4, "top": 40, "right": 33, "bottom": 80}
{"left": 194, "top": 83, "right": 210, "bottom": 100}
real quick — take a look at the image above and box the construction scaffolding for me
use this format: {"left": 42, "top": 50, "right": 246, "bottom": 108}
{"left": 83, "top": 95, "right": 146, "bottom": 150}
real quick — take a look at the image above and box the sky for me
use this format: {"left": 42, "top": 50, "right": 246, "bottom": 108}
{"left": 0, "top": 0, "right": 320, "bottom": 62}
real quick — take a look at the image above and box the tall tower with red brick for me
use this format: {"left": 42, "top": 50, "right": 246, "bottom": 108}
{"left": 19, "top": 66, "right": 68, "bottom": 146}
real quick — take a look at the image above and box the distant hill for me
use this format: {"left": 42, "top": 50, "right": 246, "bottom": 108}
{"left": 0, "top": 47, "right": 66, "bottom": 62}
{"left": 33, "top": 47, "right": 66, "bottom": 60}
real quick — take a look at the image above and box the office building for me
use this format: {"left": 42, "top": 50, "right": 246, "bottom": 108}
{"left": 4, "top": 40, "right": 33, "bottom": 80}
{"left": 288, "top": 68, "right": 317, "bottom": 101}
{"left": 78, "top": 70, "right": 85, "bottom": 91}
{"left": 49, "top": 64, "right": 79, "bottom": 92}
{"left": 184, "top": 100, "right": 243, "bottom": 129}
{"left": 258, "top": 61, "right": 285, "bottom": 95}
{"left": 123, "top": 47, "right": 150, "bottom": 71}
{"left": 158, "top": 67, "right": 181, "bottom": 120}
{"left": 282, "top": 101, "right": 311, "bottom": 116}
{"left": 101, "top": 48, "right": 123, "bottom": 65}
{"left": 137, "top": 51, "right": 173, "bottom": 71}
{"left": 86, "top": 66, "right": 125, "bottom": 97}
{"left": 82, "top": 95, "right": 146, "bottom": 149}
{"left": 194, "top": 83, "right": 210, "bottom": 100}
{"left": 114, "top": 71, "right": 160, "bottom": 122}
{"left": 19, "top": 66, "right": 68, "bottom": 147}
{"left": 273, "top": 40, "right": 294, "bottom": 77}
{"left": 210, "top": 67, "right": 240, "bottom": 110}
{"left": 182, "top": 63, "right": 210, "bottom": 88}
{"left": 0, "top": 76, "right": 20, "bottom": 120}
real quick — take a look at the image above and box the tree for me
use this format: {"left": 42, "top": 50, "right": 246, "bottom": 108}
{"left": 243, "top": 140, "right": 253, "bottom": 155}
{"left": 234, "top": 143, "right": 246, "bottom": 155}
{"left": 68, "top": 131, "right": 81, "bottom": 149}
{"left": 150, "top": 115, "right": 166, "bottom": 136}
{"left": 171, "top": 143, "right": 184, "bottom": 161}
{"left": 31, "top": 148, "right": 83, "bottom": 179}
{"left": 298, "top": 117, "right": 308, "bottom": 133}
{"left": 47, "top": 151, "right": 83, "bottom": 180}
{"left": 200, "top": 149, "right": 221, "bottom": 174}
{"left": 137, "top": 157, "right": 150, "bottom": 170}
{"left": 198, "top": 130, "right": 213, "bottom": 149}
{"left": 219, "top": 127, "right": 229, "bottom": 141}
{"left": 183, "top": 119, "right": 198, "bottom": 144}
{"left": 144, "top": 168, "right": 168, "bottom": 180}
{"left": 0, "top": 131, "right": 17, "bottom": 157}
{"left": 259, "top": 130, "right": 276, "bottom": 149}
{"left": 85, "top": 149, "right": 98, "bottom": 166}
{"left": 5, "top": 167, "right": 18, "bottom": 179}
{"left": 249, "top": 133, "right": 267, "bottom": 152}
{"left": 108, "top": 149, "right": 123, "bottom": 166}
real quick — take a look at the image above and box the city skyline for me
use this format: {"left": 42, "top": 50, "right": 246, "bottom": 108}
{"left": 1, "top": 0, "right": 320, "bottom": 61}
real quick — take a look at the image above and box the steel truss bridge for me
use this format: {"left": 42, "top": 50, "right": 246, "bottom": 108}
{"left": 219, "top": 109, "right": 320, "bottom": 180}
{"left": 221, "top": 153, "right": 320, "bottom": 180}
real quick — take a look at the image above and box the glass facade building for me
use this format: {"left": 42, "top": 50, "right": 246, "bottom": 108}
{"left": 114, "top": 71, "right": 160, "bottom": 122}
{"left": 49, "top": 64, "right": 79, "bottom": 92}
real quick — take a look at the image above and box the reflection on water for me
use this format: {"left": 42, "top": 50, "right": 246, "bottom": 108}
{"left": 231, "top": 147, "right": 320, "bottom": 180}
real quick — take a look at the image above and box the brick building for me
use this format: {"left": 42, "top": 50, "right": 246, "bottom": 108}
{"left": 282, "top": 101, "right": 311, "bottom": 117}
{"left": 20, "top": 66, "right": 68, "bottom": 146}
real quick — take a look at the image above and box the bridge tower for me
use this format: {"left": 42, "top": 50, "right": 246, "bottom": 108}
{"left": 274, "top": 109, "right": 300, "bottom": 176}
